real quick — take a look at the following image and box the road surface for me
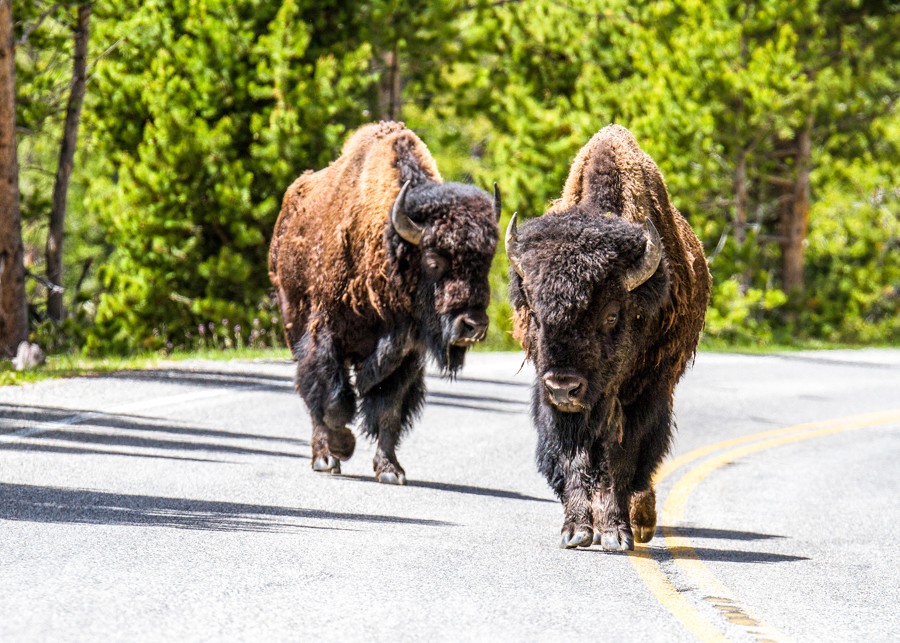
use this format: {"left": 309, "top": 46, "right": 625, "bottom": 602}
{"left": 1, "top": 350, "right": 899, "bottom": 641}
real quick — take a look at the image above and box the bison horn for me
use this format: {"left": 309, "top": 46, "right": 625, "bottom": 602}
{"left": 391, "top": 180, "right": 423, "bottom": 246}
{"left": 505, "top": 212, "right": 524, "bottom": 278}
{"left": 492, "top": 182, "right": 502, "bottom": 222}
{"left": 624, "top": 218, "right": 663, "bottom": 292}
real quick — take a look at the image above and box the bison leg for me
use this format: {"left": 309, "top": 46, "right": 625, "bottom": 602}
{"left": 591, "top": 476, "right": 634, "bottom": 552}
{"left": 627, "top": 409, "right": 673, "bottom": 543}
{"left": 359, "top": 353, "right": 425, "bottom": 485}
{"left": 559, "top": 449, "right": 595, "bottom": 549}
{"left": 590, "top": 439, "right": 637, "bottom": 552}
{"left": 629, "top": 488, "right": 657, "bottom": 544}
{"left": 294, "top": 327, "right": 357, "bottom": 474}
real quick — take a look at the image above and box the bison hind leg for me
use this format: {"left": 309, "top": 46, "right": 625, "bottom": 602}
{"left": 629, "top": 487, "right": 657, "bottom": 544}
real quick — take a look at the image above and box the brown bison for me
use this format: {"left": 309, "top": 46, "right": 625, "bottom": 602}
{"left": 506, "top": 125, "right": 710, "bottom": 550}
{"left": 269, "top": 122, "right": 500, "bottom": 484}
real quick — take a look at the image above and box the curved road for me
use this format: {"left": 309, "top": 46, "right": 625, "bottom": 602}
{"left": 1, "top": 350, "right": 898, "bottom": 641}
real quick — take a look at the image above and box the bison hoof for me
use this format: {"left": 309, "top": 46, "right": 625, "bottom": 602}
{"left": 560, "top": 526, "right": 593, "bottom": 549}
{"left": 630, "top": 488, "right": 657, "bottom": 544}
{"left": 633, "top": 524, "right": 655, "bottom": 544}
{"left": 328, "top": 427, "right": 356, "bottom": 461}
{"left": 376, "top": 470, "right": 407, "bottom": 485}
{"left": 594, "top": 527, "right": 634, "bottom": 552}
{"left": 312, "top": 455, "right": 341, "bottom": 474}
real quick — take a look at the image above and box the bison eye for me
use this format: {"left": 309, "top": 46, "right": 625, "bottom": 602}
{"left": 423, "top": 252, "right": 448, "bottom": 279}
{"left": 600, "top": 303, "right": 621, "bottom": 329}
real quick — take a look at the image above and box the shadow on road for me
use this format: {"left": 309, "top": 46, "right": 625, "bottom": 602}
{"left": 0, "top": 404, "right": 307, "bottom": 447}
{"left": 110, "top": 368, "right": 293, "bottom": 393}
{"left": 426, "top": 374, "right": 532, "bottom": 389}
{"left": 660, "top": 526, "right": 786, "bottom": 541}
{"left": 425, "top": 389, "right": 529, "bottom": 414}
{"left": 0, "top": 441, "right": 226, "bottom": 463}
{"left": 18, "top": 428, "right": 307, "bottom": 459}
{"left": 667, "top": 545, "right": 808, "bottom": 564}
{"left": 0, "top": 483, "right": 454, "bottom": 533}
{"left": 427, "top": 390, "right": 528, "bottom": 407}
{"left": 1, "top": 404, "right": 308, "bottom": 464}
{"left": 341, "top": 474, "right": 554, "bottom": 503}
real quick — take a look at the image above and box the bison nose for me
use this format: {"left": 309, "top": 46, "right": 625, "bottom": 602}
{"left": 543, "top": 372, "right": 589, "bottom": 410}
{"left": 452, "top": 313, "right": 489, "bottom": 345}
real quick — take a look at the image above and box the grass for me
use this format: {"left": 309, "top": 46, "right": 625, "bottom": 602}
{"left": 698, "top": 336, "right": 895, "bottom": 354}
{"left": 0, "top": 347, "right": 292, "bottom": 387}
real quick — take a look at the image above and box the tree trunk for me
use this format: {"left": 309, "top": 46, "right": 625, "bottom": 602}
{"left": 0, "top": 0, "right": 27, "bottom": 358}
{"left": 779, "top": 113, "right": 814, "bottom": 295}
{"left": 46, "top": 3, "right": 91, "bottom": 322}
{"left": 733, "top": 147, "right": 752, "bottom": 293}
{"left": 377, "top": 45, "right": 401, "bottom": 121}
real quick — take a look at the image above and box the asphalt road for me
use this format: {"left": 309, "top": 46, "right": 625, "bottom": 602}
{"left": 1, "top": 350, "right": 898, "bottom": 642}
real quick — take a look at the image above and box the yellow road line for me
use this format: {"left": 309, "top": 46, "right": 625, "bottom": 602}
{"left": 663, "top": 411, "right": 900, "bottom": 641}
{"left": 654, "top": 409, "right": 900, "bottom": 484}
{"left": 627, "top": 543, "right": 729, "bottom": 641}
{"left": 628, "top": 408, "right": 900, "bottom": 641}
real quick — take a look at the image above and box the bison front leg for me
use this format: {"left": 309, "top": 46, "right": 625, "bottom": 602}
{"left": 591, "top": 478, "right": 634, "bottom": 551}
{"left": 559, "top": 450, "right": 595, "bottom": 549}
{"left": 294, "top": 328, "right": 357, "bottom": 474}
{"left": 591, "top": 440, "right": 637, "bottom": 552}
{"left": 359, "top": 353, "right": 425, "bottom": 485}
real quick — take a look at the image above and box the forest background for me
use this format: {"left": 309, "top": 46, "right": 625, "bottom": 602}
{"left": 1, "top": 0, "right": 898, "bottom": 361}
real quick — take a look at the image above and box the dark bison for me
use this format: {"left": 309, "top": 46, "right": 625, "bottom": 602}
{"left": 506, "top": 125, "right": 710, "bottom": 550}
{"left": 269, "top": 121, "right": 500, "bottom": 484}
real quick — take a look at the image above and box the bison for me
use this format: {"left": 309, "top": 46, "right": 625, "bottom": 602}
{"left": 505, "top": 125, "right": 710, "bottom": 550}
{"left": 269, "top": 121, "right": 500, "bottom": 485}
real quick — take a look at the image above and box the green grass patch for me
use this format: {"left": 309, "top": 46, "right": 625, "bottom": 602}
{"left": 0, "top": 347, "right": 292, "bottom": 387}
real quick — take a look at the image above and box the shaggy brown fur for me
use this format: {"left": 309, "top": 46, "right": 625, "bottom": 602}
{"left": 508, "top": 124, "right": 710, "bottom": 550}
{"left": 270, "top": 121, "right": 499, "bottom": 484}
{"left": 515, "top": 125, "right": 710, "bottom": 381}
{"left": 271, "top": 122, "right": 441, "bottom": 341}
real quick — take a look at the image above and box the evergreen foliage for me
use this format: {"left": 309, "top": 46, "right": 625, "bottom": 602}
{"left": 12, "top": 0, "right": 899, "bottom": 355}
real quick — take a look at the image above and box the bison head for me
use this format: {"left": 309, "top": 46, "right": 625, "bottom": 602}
{"left": 506, "top": 209, "right": 669, "bottom": 415}
{"left": 389, "top": 180, "right": 500, "bottom": 374}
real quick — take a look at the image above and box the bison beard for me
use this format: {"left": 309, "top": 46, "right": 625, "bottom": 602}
{"left": 507, "top": 125, "right": 711, "bottom": 550}
{"left": 269, "top": 121, "right": 499, "bottom": 485}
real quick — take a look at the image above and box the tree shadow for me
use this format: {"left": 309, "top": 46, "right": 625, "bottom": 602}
{"left": 0, "top": 404, "right": 307, "bottom": 446}
{"left": 666, "top": 545, "right": 808, "bottom": 564}
{"left": 426, "top": 390, "right": 528, "bottom": 407}
{"left": 660, "top": 526, "right": 786, "bottom": 541}
{"left": 109, "top": 368, "right": 292, "bottom": 393}
{"left": 425, "top": 399, "right": 527, "bottom": 415}
{"left": 21, "top": 428, "right": 306, "bottom": 459}
{"left": 0, "top": 482, "right": 454, "bottom": 533}
{"left": 341, "top": 474, "right": 554, "bottom": 503}
{"left": 0, "top": 441, "right": 227, "bottom": 463}
{"left": 424, "top": 390, "right": 529, "bottom": 414}
{"left": 1, "top": 404, "right": 307, "bottom": 461}
{"left": 427, "top": 374, "right": 531, "bottom": 389}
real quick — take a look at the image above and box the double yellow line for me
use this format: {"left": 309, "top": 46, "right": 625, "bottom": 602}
{"left": 628, "top": 409, "right": 900, "bottom": 642}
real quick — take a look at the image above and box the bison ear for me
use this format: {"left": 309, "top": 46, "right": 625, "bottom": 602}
{"left": 391, "top": 180, "right": 423, "bottom": 246}
{"left": 492, "top": 182, "right": 502, "bottom": 222}
{"left": 624, "top": 218, "right": 662, "bottom": 291}
{"left": 505, "top": 211, "right": 524, "bottom": 278}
